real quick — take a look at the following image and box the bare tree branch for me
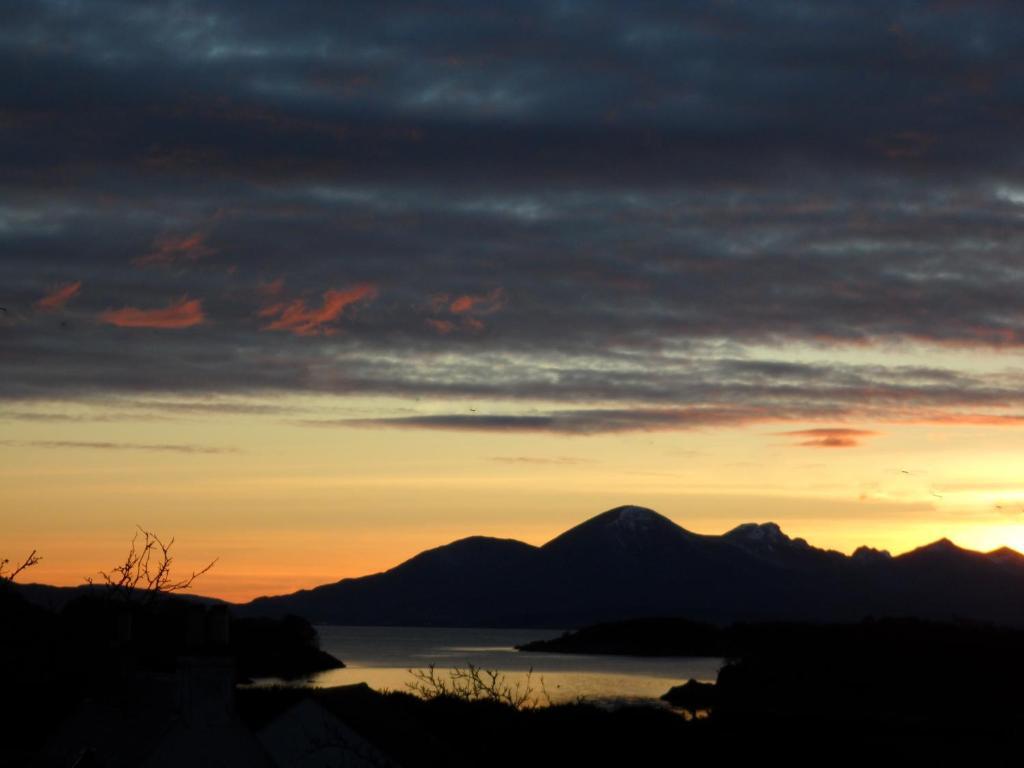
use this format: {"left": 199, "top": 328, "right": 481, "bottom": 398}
{"left": 0, "top": 550, "right": 41, "bottom": 583}
{"left": 87, "top": 527, "right": 216, "bottom": 604}
{"left": 407, "top": 663, "right": 551, "bottom": 710}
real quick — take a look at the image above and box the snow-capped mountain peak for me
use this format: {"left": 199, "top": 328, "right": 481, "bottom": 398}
{"left": 724, "top": 522, "right": 805, "bottom": 550}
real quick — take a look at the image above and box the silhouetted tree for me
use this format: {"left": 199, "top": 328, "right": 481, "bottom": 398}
{"left": 0, "top": 549, "right": 41, "bottom": 583}
{"left": 407, "top": 663, "right": 551, "bottom": 709}
{"left": 87, "top": 527, "right": 216, "bottom": 604}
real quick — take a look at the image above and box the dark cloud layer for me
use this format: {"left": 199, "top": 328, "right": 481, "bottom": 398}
{"left": 4, "top": 1, "right": 1024, "bottom": 432}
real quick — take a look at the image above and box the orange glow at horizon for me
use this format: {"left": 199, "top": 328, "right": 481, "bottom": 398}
{"left": 4, "top": 394, "right": 1024, "bottom": 602}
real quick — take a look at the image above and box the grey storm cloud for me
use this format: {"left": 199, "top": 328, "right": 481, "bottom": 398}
{"left": 5, "top": 1, "right": 1024, "bottom": 432}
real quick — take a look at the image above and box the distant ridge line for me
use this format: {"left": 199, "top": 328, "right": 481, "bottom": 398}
{"left": 226, "top": 505, "right": 1024, "bottom": 629}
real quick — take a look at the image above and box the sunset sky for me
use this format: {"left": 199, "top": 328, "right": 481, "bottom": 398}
{"left": 5, "top": 1, "right": 1024, "bottom": 601}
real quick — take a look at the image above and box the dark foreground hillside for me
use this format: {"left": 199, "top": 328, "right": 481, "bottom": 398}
{"left": 237, "top": 677, "right": 1020, "bottom": 767}
{"left": 237, "top": 617, "right": 1024, "bottom": 766}
{"left": 0, "top": 584, "right": 342, "bottom": 766}
{"left": 523, "top": 616, "right": 1024, "bottom": 725}
{"left": 8, "top": 582, "right": 1024, "bottom": 766}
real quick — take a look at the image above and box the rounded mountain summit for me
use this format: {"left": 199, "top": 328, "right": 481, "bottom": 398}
{"left": 239, "top": 505, "right": 1024, "bottom": 628}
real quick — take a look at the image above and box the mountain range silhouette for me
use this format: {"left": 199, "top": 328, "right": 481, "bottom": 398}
{"left": 232, "top": 506, "right": 1024, "bottom": 627}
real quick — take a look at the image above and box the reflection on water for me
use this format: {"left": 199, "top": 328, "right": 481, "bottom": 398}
{"left": 253, "top": 626, "right": 723, "bottom": 705}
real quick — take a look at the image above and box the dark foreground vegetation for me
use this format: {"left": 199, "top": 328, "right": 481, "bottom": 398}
{"left": 0, "top": 582, "right": 342, "bottom": 765}
{"left": 524, "top": 616, "right": 1024, "bottom": 724}
{"left": 235, "top": 675, "right": 1021, "bottom": 767}
{"left": 517, "top": 616, "right": 1024, "bottom": 764}
{"left": 6, "top": 585, "right": 1024, "bottom": 765}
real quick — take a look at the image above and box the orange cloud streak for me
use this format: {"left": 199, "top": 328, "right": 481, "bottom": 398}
{"left": 36, "top": 281, "right": 82, "bottom": 311}
{"left": 449, "top": 287, "right": 505, "bottom": 315}
{"left": 779, "top": 427, "right": 878, "bottom": 448}
{"left": 99, "top": 297, "right": 205, "bottom": 329}
{"left": 134, "top": 232, "right": 216, "bottom": 267}
{"left": 262, "top": 283, "right": 378, "bottom": 336}
{"left": 913, "top": 413, "right": 1024, "bottom": 426}
{"left": 426, "top": 318, "right": 456, "bottom": 334}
